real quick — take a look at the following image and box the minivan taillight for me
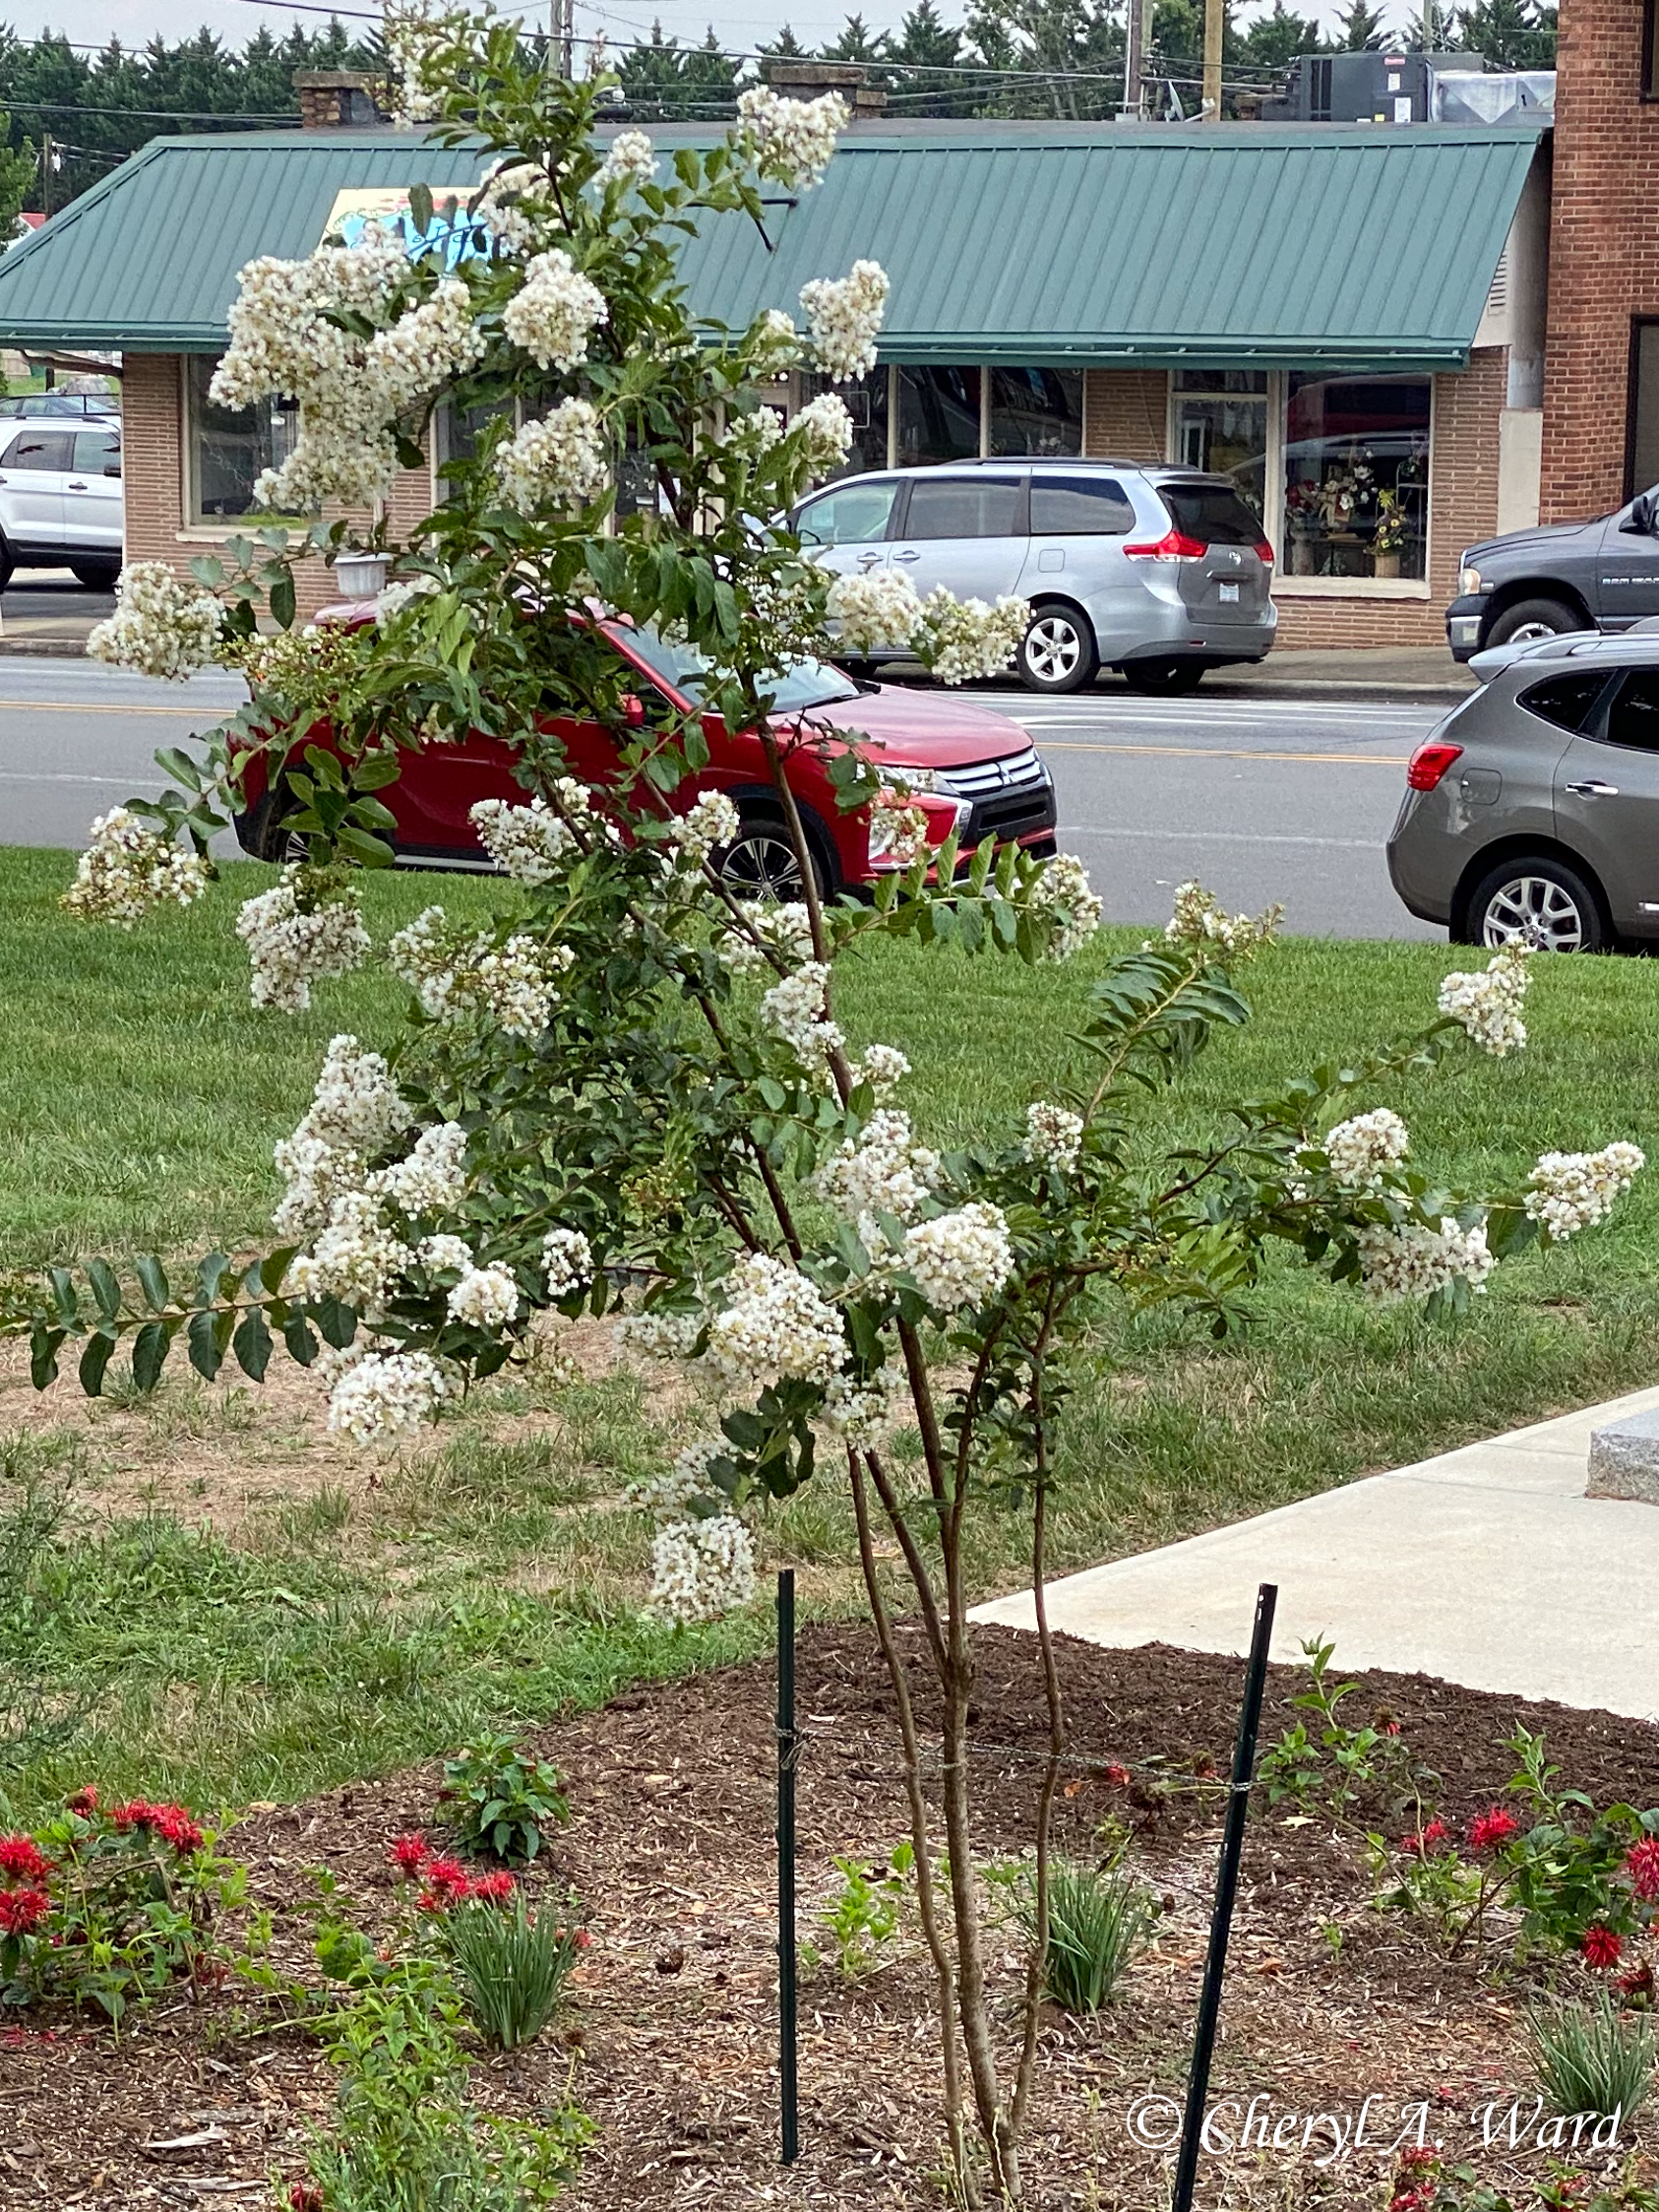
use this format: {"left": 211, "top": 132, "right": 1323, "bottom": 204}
{"left": 1407, "top": 740, "right": 1464, "bottom": 791}
{"left": 1124, "top": 528, "right": 1207, "bottom": 561}
{"left": 1254, "top": 537, "right": 1274, "bottom": 565}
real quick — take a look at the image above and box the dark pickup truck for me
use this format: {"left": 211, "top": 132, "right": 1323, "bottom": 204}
{"left": 1446, "top": 485, "right": 1659, "bottom": 661}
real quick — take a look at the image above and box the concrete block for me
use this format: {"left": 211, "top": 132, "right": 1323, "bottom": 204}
{"left": 1587, "top": 1406, "right": 1659, "bottom": 1504}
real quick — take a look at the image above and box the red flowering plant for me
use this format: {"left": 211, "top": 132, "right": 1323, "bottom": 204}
{"left": 1388, "top": 2149, "right": 1658, "bottom": 2212}
{"left": 1256, "top": 1637, "right": 1439, "bottom": 1825}
{"left": 0, "top": 1788, "right": 243, "bottom": 2023}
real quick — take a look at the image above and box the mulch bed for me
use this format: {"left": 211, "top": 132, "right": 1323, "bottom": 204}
{"left": 6, "top": 1624, "right": 1659, "bottom": 2210}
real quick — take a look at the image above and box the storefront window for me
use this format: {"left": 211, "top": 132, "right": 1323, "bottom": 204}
{"left": 1172, "top": 370, "right": 1268, "bottom": 521}
{"left": 1282, "top": 374, "right": 1430, "bottom": 582}
{"left": 988, "top": 367, "right": 1082, "bottom": 457}
{"left": 186, "top": 354, "right": 299, "bottom": 520}
{"left": 895, "top": 366, "right": 980, "bottom": 466}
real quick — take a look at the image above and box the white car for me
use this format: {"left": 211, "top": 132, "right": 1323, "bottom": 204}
{"left": 0, "top": 416, "right": 122, "bottom": 589}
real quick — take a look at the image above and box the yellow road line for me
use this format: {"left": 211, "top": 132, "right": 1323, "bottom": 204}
{"left": 0, "top": 698, "right": 220, "bottom": 716}
{"left": 1034, "top": 739, "right": 1409, "bottom": 766}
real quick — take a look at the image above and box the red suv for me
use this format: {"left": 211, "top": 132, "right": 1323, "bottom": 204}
{"left": 232, "top": 610, "right": 1058, "bottom": 895}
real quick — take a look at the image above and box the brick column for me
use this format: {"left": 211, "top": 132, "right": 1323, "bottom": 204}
{"left": 1083, "top": 369, "right": 1168, "bottom": 461}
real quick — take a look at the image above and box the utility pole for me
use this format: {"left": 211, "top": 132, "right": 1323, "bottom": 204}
{"left": 1202, "top": 0, "right": 1224, "bottom": 117}
{"left": 556, "top": 0, "right": 574, "bottom": 80}
{"left": 1122, "top": 0, "right": 1145, "bottom": 116}
{"left": 40, "top": 130, "right": 50, "bottom": 220}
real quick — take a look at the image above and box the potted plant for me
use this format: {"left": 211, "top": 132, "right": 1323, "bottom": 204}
{"left": 1371, "top": 488, "right": 1406, "bottom": 580}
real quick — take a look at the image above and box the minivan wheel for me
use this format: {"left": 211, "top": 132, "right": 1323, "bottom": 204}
{"left": 1122, "top": 657, "right": 1205, "bottom": 697}
{"left": 1019, "top": 604, "right": 1099, "bottom": 694}
{"left": 71, "top": 562, "right": 120, "bottom": 590}
{"left": 716, "top": 807, "right": 830, "bottom": 901}
{"left": 1484, "top": 596, "right": 1582, "bottom": 649}
{"left": 1463, "top": 855, "right": 1606, "bottom": 953}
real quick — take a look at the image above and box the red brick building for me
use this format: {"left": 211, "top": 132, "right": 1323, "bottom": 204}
{"left": 1541, "top": 0, "right": 1659, "bottom": 518}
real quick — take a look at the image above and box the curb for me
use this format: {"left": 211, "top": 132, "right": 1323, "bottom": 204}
{"left": 0, "top": 637, "right": 94, "bottom": 657}
{"left": 1207, "top": 681, "right": 1472, "bottom": 705}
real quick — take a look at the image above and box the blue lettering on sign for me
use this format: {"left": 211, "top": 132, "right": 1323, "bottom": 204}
{"left": 335, "top": 202, "right": 491, "bottom": 269}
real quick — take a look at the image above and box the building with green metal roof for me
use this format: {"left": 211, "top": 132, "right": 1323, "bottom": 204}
{"left": 0, "top": 106, "right": 1550, "bottom": 647}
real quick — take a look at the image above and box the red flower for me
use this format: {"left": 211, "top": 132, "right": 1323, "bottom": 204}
{"left": 1104, "top": 1763, "right": 1131, "bottom": 1787}
{"left": 1627, "top": 1837, "right": 1659, "bottom": 1902}
{"left": 107, "top": 1799, "right": 155, "bottom": 1832}
{"left": 389, "top": 1835, "right": 430, "bottom": 1877}
{"left": 1397, "top": 2146, "right": 1440, "bottom": 2171}
{"left": 0, "top": 1836, "right": 50, "bottom": 1883}
{"left": 468, "top": 1871, "right": 517, "bottom": 1903}
{"left": 151, "top": 1806, "right": 205, "bottom": 1855}
{"left": 0, "top": 1887, "right": 51, "bottom": 1937}
{"left": 1383, "top": 1719, "right": 1402, "bottom": 1737}
{"left": 64, "top": 1788, "right": 97, "bottom": 1817}
{"left": 1468, "top": 1808, "right": 1519, "bottom": 1851}
{"left": 1403, "top": 1817, "right": 1449, "bottom": 1854}
{"left": 288, "top": 2184, "right": 324, "bottom": 2212}
{"left": 574, "top": 1928, "right": 593, "bottom": 1949}
{"left": 1618, "top": 1960, "right": 1657, "bottom": 2007}
{"left": 421, "top": 1856, "right": 470, "bottom": 1900}
{"left": 1582, "top": 1924, "right": 1625, "bottom": 1970}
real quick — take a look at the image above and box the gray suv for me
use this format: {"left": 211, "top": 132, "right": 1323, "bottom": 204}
{"left": 793, "top": 460, "right": 1277, "bottom": 696}
{"left": 1388, "top": 633, "right": 1659, "bottom": 952}
{"left": 1446, "top": 484, "right": 1659, "bottom": 661}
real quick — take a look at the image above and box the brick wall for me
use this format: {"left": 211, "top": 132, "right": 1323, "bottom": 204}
{"left": 1083, "top": 359, "right": 1506, "bottom": 648}
{"left": 123, "top": 352, "right": 435, "bottom": 617}
{"left": 1541, "top": 0, "right": 1656, "bottom": 520}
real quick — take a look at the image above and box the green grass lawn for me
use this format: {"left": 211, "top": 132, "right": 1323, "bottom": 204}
{"left": 4, "top": 842, "right": 1659, "bottom": 1821}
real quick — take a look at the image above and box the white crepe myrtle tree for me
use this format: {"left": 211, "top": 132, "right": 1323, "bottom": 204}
{"left": 4, "top": 18, "right": 1646, "bottom": 2202}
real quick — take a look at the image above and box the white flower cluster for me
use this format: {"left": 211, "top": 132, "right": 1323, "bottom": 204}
{"left": 1357, "top": 1216, "right": 1494, "bottom": 1304}
{"left": 1524, "top": 1142, "right": 1645, "bottom": 1239}
{"left": 597, "top": 129, "right": 655, "bottom": 187}
{"left": 289, "top": 1190, "right": 410, "bottom": 1317}
{"left": 867, "top": 786, "right": 930, "bottom": 868}
{"left": 273, "top": 1035, "right": 410, "bottom": 1242}
{"left": 790, "top": 392, "right": 853, "bottom": 478}
{"left": 327, "top": 1348, "right": 455, "bottom": 1446}
{"left": 389, "top": 906, "right": 573, "bottom": 1038}
{"left": 1030, "top": 853, "right": 1102, "bottom": 960}
{"left": 707, "top": 1251, "right": 847, "bottom": 1386}
{"left": 747, "top": 307, "right": 803, "bottom": 379}
{"left": 616, "top": 1307, "right": 704, "bottom": 1361}
{"left": 817, "top": 1108, "right": 941, "bottom": 1243}
{"left": 1323, "top": 1107, "right": 1410, "bottom": 1192}
{"left": 376, "top": 574, "right": 442, "bottom": 621}
{"left": 383, "top": 0, "right": 466, "bottom": 123}
{"left": 474, "top": 160, "right": 555, "bottom": 256}
{"left": 1164, "top": 880, "right": 1278, "bottom": 957}
{"left": 823, "top": 1366, "right": 900, "bottom": 1445}
{"left": 798, "top": 260, "right": 889, "bottom": 381}
{"left": 915, "top": 588, "right": 1028, "bottom": 685}
{"left": 735, "top": 86, "right": 848, "bottom": 190}
{"left": 720, "top": 900, "right": 815, "bottom": 975}
{"left": 1023, "top": 1100, "right": 1083, "bottom": 1173}
{"left": 494, "top": 399, "right": 610, "bottom": 514}
{"left": 503, "top": 247, "right": 609, "bottom": 373}
{"left": 1439, "top": 946, "right": 1529, "bottom": 1057}
{"left": 418, "top": 1233, "right": 473, "bottom": 1272}
{"left": 372, "top": 1120, "right": 469, "bottom": 1213}
{"left": 469, "top": 796, "right": 577, "bottom": 883}
{"left": 721, "top": 404, "right": 786, "bottom": 464}
{"left": 234, "top": 868, "right": 370, "bottom": 1013}
{"left": 761, "top": 960, "right": 844, "bottom": 1075}
{"left": 666, "top": 789, "right": 741, "bottom": 870}
{"left": 626, "top": 1438, "right": 723, "bottom": 1524}
{"left": 826, "top": 567, "right": 922, "bottom": 653}
{"left": 542, "top": 1227, "right": 594, "bottom": 1297}
{"left": 88, "top": 562, "right": 222, "bottom": 681}
{"left": 850, "top": 1043, "right": 910, "bottom": 1095}
{"left": 63, "top": 806, "right": 211, "bottom": 929}
{"left": 447, "top": 1261, "right": 521, "bottom": 1332}
{"left": 901, "top": 1201, "right": 1014, "bottom": 1313}
{"left": 212, "top": 230, "right": 404, "bottom": 408}
{"left": 646, "top": 1512, "right": 757, "bottom": 1627}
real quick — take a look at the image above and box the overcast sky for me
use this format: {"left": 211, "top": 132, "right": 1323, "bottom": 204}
{"left": 14, "top": 0, "right": 1382, "bottom": 76}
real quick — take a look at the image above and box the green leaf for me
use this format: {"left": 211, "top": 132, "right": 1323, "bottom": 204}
{"left": 351, "top": 750, "right": 404, "bottom": 791}
{"left": 260, "top": 1249, "right": 296, "bottom": 1295}
{"left": 233, "top": 1308, "right": 273, "bottom": 1382}
{"left": 136, "top": 1254, "right": 171, "bottom": 1313}
{"left": 194, "top": 1251, "right": 232, "bottom": 1308}
{"left": 132, "top": 1320, "right": 170, "bottom": 1392}
{"left": 79, "top": 1331, "right": 116, "bottom": 1396}
{"left": 154, "top": 746, "right": 204, "bottom": 792}
{"left": 315, "top": 1298, "right": 356, "bottom": 1350}
{"left": 187, "top": 1308, "right": 226, "bottom": 1382}
{"left": 335, "top": 826, "right": 397, "bottom": 867}
{"left": 47, "top": 1266, "right": 79, "bottom": 1323}
{"left": 282, "top": 1312, "right": 319, "bottom": 1366}
{"left": 30, "top": 1326, "right": 64, "bottom": 1390}
{"left": 408, "top": 180, "right": 434, "bottom": 233}
{"left": 86, "top": 1257, "right": 122, "bottom": 1322}
{"left": 270, "top": 569, "right": 296, "bottom": 631}
{"left": 395, "top": 430, "right": 426, "bottom": 473}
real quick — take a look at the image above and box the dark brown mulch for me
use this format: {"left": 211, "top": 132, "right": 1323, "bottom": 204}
{"left": 5, "top": 1625, "right": 1659, "bottom": 2211}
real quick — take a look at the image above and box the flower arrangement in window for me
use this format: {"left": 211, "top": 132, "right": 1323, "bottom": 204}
{"left": 1372, "top": 486, "right": 1407, "bottom": 577}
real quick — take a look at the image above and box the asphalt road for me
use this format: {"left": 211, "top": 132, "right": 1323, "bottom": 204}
{"left": 0, "top": 660, "right": 1450, "bottom": 942}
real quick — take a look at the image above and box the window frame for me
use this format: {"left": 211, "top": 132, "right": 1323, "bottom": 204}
{"left": 1028, "top": 471, "right": 1135, "bottom": 536}
{"left": 2, "top": 427, "right": 73, "bottom": 471}
{"left": 891, "top": 470, "right": 1029, "bottom": 540}
{"left": 1624, "top": 318, "right": 1659, "bottom": 501}
{"left": 181, "top": 351, "right": 306, "bottom": 531}
{"left": 1644, "top": 0, "right": 1659, "bottom": 100}
{"left": 1590, "top": 665, "right": 1659, "bottom": 752}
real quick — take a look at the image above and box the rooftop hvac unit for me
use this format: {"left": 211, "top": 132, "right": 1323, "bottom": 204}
{"left": 1261, "top": 48, "right": 1486, "bottom": 124}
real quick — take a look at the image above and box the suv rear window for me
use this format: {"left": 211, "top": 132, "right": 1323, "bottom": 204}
{"left": 900, "top": 476, "right": 1022, "bottom": 540}
{"left": 1518, "top": 671, "right": 1610, "bottom": 732}
{"left": 1602, "top": 668, "right": 1659, "bottom": 751}
{"left": 1156, "top": 484, "right": 1262, "bottom": 545}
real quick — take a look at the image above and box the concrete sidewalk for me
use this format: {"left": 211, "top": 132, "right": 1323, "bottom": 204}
{"left": 971, "top": 1384, "right": 1659, "bottom": 1721}
{"left": 1208, "top": 646, "right": 1475, "bottom": 703}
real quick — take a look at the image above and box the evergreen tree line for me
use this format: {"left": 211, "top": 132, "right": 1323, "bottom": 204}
{"left": 0, "top": 0, "right": 1555, "bottom": 225}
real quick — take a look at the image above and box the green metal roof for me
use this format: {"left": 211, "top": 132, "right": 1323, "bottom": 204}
{"left": 0, "top": 120, "right": 1543, "bottom": 371}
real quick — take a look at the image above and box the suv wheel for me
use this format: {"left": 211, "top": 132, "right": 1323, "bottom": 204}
{"left": 71, "top": 562, "right": 119, "bottom": 590}
{"left": 1019, "top": 604, "right": 1098, "bottom": 694}
{"left": 1463, "top": 855, "right": 1606, "bottom": 953}
{"left": 716, "top": 806, "right": 829, "bottom": 901}
{"left": 1122, "top": 657, "right": 1205, "bottom": 697}
{"left": 1484, "top": 596, "right": 1582, "bottom": 649}
{"left": 0, "top": 537, "right": 14, "bottom": 592}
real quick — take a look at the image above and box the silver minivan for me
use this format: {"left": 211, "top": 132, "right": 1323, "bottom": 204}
{"left": 792, "top": 459, "right": 1277, "bottom": 696}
